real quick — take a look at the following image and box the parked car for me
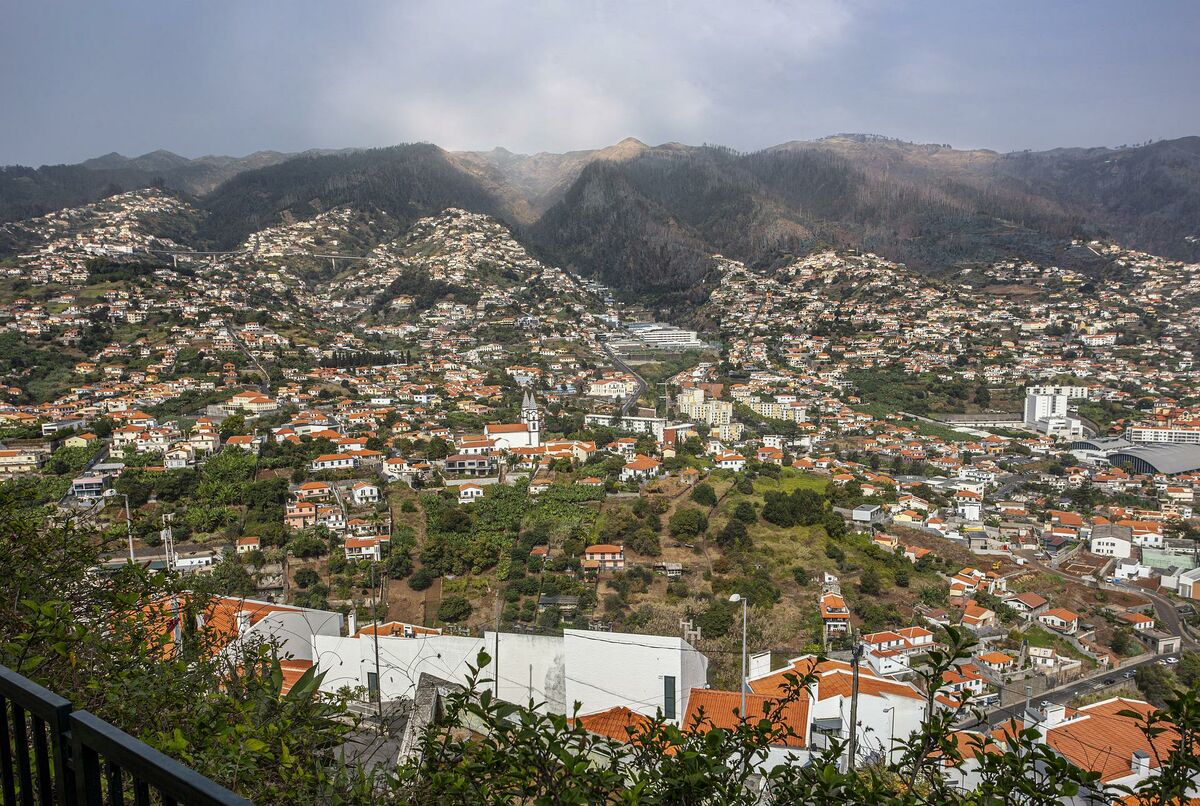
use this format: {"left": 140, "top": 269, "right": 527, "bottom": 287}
{"left": 1103, "top": 678, "right": 1116, "bottom": 685}
{"left": 1165, "top": 656, "right": 1179, "bottom": 664}
{"left": 1123, "top": 671, "right": 1136, "bottom": 679}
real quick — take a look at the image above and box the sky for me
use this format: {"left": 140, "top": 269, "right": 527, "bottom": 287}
{"left": 2, "top": 0, "right": 1199, "bottom": 166}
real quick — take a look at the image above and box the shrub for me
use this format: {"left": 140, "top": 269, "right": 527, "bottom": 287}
{"left": 692, "top": 600, "right": 734, "bottom": 639}
{"left": 690, "top": 483, "right": 717, "bottom": 507}
{"left": 408, "top": 567, "right": 435, "bottom": 591}
{"left": 716, "top": 518, "right": 749, "bottom": 548}
{"left": 669, "top": 507, "right": 709, "bottom": 539}
{"left": 859, "top": 567, "right": 882, "bottom": 596}
{"left": 733, "top": 501, "right": 757, "bottom": 523}
{"left": 628, "top": 527, "right": 661, "bottom": 557}
{"left": 438, "top": 595, "right": 472, "bottom": 623}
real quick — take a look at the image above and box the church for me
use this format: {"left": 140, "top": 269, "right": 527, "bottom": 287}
{"left": 483, "top": 389, "right": 542, "bottom": 451}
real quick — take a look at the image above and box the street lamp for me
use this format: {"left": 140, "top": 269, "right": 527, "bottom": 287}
{"left": 882, "top": 706, "right": 896, "bottom": 763}
{"left": 729, "top": 593, "right": 748, "bottom": 718}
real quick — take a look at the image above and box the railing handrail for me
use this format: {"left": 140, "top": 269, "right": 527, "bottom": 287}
{"left": 0, "top": 665, "right": 72, "bottom": 718}
{"left": 0, "top": 663, "right": 253, "bottom": 805}
{"left": 70, "top": 710, "right": 253, "bottom": 806}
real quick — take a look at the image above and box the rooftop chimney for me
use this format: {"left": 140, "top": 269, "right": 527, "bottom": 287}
{"left": 1131, "top": 749, "right": 1151, "bottom": 778}
{"left": 1041, "top": 703, "right": 1067, "bottom": 727}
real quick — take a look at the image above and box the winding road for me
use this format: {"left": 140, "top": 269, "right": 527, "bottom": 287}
{"left": 602, "top": 342, "right": 647, "bottom": 416}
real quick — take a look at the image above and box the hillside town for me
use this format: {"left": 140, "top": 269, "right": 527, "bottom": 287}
{"left": 1, "top": 188, "right": 1198, "bottom": 796}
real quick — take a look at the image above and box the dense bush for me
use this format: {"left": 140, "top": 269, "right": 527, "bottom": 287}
{"left": 437, "top": 594, "right": 473, "bottom": 623}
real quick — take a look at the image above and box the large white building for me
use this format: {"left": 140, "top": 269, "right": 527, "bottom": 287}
{"left": 1126, "top": 424, "right": 1200, "bottom": 445}
{"left": 1024, "top": 387, "right": 1084, "bottom": 439}
{"left": 676, "top": 387, "right": 734, "bottom": 427}
{"left": 314, "top": 628, "right": 707, "bottom": 724}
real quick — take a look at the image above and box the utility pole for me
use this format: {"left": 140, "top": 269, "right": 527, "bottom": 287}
{"left": 162, "top": 512, "right": 175, "bottom": 571}
{"left": 371, "top": 564, "right": 383, "bottom": 726}
{"left": 494, "top": 596, "right": 502, "bottom": 698}
{"left": 122, "top": 493, "right": 134, "bottom": 561}
{"left": 847, "top": 634, "right": 863, "bottom": 772}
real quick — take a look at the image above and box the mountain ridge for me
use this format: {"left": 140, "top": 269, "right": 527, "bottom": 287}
{"left": 2, "top": 134, "right": 1198, "bottom": 293}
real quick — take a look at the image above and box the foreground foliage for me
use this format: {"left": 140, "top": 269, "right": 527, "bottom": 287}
{"left": 2, "top": 487, "right": 1197, "bottom": 804}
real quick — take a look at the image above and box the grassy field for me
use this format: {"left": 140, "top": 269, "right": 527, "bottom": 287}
{"left": 752, "top": 470, "right": 828, "bottom": 495}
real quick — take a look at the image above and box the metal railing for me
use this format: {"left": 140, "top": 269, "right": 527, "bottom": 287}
{"left": 0, "top": 665, "right": 251, "bottom": 805}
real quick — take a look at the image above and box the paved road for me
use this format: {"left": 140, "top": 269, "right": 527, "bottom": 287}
{"left": 603, "top": 344, "right": 647, "bottom": 416}
{"left": 1020, "top": 552, "right": 1196, "bottom": 651}
{"left": 986, "top": 654, "right": 1168, "bottom": 726}
{"left": 1135, "top": 584, "right": 1198, "bottom": 651}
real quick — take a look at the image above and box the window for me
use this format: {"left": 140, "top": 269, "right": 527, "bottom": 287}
{"left": 367, "top": 671, "right": 379, "bottom": 700}
{"left": 663, "top": 675, "right": 676, "bottom": 720}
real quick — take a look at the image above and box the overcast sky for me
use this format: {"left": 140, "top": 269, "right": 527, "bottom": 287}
{"left": 2, "top": 1, "right": 1198, "bottom": 165}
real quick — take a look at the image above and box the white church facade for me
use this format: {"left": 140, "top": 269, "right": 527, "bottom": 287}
{"left": 483, "top": 389, "right": 542, "bottom": 450}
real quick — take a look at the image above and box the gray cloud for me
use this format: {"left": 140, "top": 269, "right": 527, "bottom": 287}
{"left": 1, "top": 0, "right": 1197, "bottom": 165}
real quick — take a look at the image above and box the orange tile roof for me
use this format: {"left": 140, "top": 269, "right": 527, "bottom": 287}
{"left": 683, "top": 689, "right": 808, "bottom": 748}
{"left": 748, "top": 656, "right": 923, "bottom": 703}
{"left": 573, "top": 706, "right": 654, "bottom": 743}
{"left": 1046, "top": 698, "right": 1180, "bottom": 783}
{"left": 279, "top": 660, "right": 313, "bottom": 695}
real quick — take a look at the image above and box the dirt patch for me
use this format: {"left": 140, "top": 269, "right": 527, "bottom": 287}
{"left": 384, "top": 576, "right": 434, "bottom": 626}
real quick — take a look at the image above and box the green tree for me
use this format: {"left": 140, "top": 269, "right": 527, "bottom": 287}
{"left": 219, "top": 412, "right": 248, "bottom": 438}
{"left": 669, "top": 507, "right": 709, "bottom": 539}
{"left": 733, "top": 501, "right": 757, "bottom": 523}
{"left": 408, "top": 567, "right": 435, "bottom": 591}
{"left": 1176, "top": 650, "right": 1200, "bottom": 688}
{"left": 1135, "top": 663, "right": 1178, "bottom": 707}
{"left": 690, "top": 482, "right": 717, "bottom": 507}
{"left": 859, "top": 566, "right": 882, "bottom": 596}
{"left": 438, "top": 594, "right": 472, "bottom": 623}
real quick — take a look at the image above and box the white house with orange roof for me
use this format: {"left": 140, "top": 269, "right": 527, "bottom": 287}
{"left": 953, "top": 489, "right": 983, "bottom": 521}
{"left": 819, "top": 591, "right": 850, "bottom": 635}
{"left": 715, "top": 446, "right": 744, "bottom": 472}
{"left": 235, "top": 536, "right": 261, "bottom": 554}
{"left": 457, "top": 483, "right": 485, "bottom": 504}
{"left": 1005, "top": 698, "right": 1190, "bottom": 793}
{"left": 620, "top": 454, "right": 662, "bottom": 483}
{"left": 344, "top": 536, "right": 388, "bottom": 562}
{"left": 351, "top": 481, "right": 380, "bottom": 505}
{"left": 311, "top": 452, "right": 356, "bottom": 472}
{"left": 583, "top": 543, "right": 625, "bottom": 572}
{"left": 1038, "top": 608, "right": 1080, "bottom": 635}
{"left": 961, "top": 603, "right": 997, "bottom": 632}
{"left": 747, "top": 655, "right": 927, "bottom": 766}
{"left": 938, "top": 663, "right": 990, "bottom": 709}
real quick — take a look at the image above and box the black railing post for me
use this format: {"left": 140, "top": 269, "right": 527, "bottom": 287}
{"left": 0, "top": 666, "right": 76, "bottom": 805}
{"left": 0, "top": 693, "right": 16, "bottom": 805}
{"left": 11, "top": 701, "right": 33, "bottom": 806}
{"left": 1, "top": 665, "right": 252, "bottom": 806}
{"left": 70, "top": 723, "right": 104, "bottom": 806}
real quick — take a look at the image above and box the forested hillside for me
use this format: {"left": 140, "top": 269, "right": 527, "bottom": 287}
{"left": 3, "top": 135, "right": 1199, "bottom": 293}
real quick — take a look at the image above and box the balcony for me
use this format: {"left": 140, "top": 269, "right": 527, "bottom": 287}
{"left": 0, "top": 664, "right": 251, "bottom": 805}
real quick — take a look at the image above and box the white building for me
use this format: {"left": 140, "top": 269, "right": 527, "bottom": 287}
{"left": 747, "top": 656, "right": 927, "bottom": 767}
{"left": 313, "top": 629, "right": 707, "bottom": 724}
{"left": 1090, "top": 533, "right": 1133, "bottom": 559}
